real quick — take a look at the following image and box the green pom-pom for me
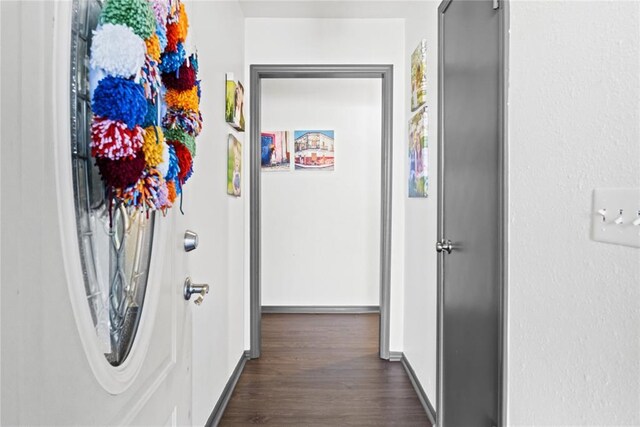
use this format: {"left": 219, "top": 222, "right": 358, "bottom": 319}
{"left": 164, "top": 128, "right": 196, "bottom": 157}
{"left": 101, "top": 0, "right": 155, "bottom": 40}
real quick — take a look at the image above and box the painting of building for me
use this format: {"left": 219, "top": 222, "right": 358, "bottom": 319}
{"left": 261, "top": 131, "right": 291, "bottom": 171}
{"left": 293, "top": 130, "right": 335, "bottom": 171}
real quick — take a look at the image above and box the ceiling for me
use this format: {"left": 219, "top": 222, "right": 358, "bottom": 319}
{"left": 238, "top": 0, "right": 432, "bottom": 19}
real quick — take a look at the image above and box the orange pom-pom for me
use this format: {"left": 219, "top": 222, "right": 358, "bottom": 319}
{"left": 165, "top": 86, "right": 199, "bottom": 112}
{"left": 178, "top": 3, "right": 189, "bottom": 41}
{"left": 167, "top": 180, "right": 177, "bottom": 203}
{"left": 145, "top": 34, "right": 161, "bottom": 62}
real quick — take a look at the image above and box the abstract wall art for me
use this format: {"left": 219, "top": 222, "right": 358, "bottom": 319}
{"left": 411, "top": 39, "right": 427, "bottom": 111}
{"left": 408, "top": 107, "right": 428, "bottom": 198}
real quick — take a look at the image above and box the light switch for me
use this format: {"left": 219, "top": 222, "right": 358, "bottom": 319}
{"left": 591, "top": 188, "right": 640, "bottom": 248}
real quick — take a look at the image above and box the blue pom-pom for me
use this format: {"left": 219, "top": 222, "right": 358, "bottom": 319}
{"left": 92, "top": 76, "right": 147, "bottom": 129}
{"left": 142, "top": 101, "right": 158, "bottom": 127}
{"left": 189, "top": 53, "right": 199, "bottom": 73}
{"left": 159, "top": 43, "right": 185, "bottom": 74}
{"left": 196, "top": 80, "right": 201, "bottom": 100}
{"left": 165, "top": 143, "right": 180, "bottom": 181}
{"left": 156, "top": 22, "right": 168, "bottom": 51}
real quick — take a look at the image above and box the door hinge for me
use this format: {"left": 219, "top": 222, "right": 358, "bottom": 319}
{"left": 493, "top": 0, "right": 500, "bottom": 10}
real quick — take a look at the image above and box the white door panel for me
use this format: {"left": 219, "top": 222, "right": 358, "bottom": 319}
{"left": 1, "top": 1, "right": 193, "bottom": 425}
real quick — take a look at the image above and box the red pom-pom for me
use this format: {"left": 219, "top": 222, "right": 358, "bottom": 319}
{"left": 161, "top": 63, "right": 196, "bottom": 91}
{"left": 169, "top": 140, "right": 193, "bottom": 184}
{"left": 165, "top": 22, "right": 180, "bottom": 52}
{"left": 91, "top": 117, "right": 143, "bottom": 160}
{"left": 95, "top": 154, "right": 146, "bottom": 189}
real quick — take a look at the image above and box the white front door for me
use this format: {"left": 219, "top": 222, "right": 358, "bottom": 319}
{"left": 1, "top": 1, "right": 195, "bottom": 425}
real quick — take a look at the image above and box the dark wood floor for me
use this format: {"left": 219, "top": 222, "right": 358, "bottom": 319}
{"left": 219, "top": 313, "right": 431, "bottom": 426}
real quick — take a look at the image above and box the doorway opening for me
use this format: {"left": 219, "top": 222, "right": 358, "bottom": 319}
{"left": 249, "top": 64, "right": 394, "bottom": 360}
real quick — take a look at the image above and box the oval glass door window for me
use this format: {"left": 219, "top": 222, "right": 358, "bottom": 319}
{"left": 70, "top": 0, "right": 155, "bottom": 366}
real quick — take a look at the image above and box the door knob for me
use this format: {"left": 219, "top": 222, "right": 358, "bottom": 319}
{"left": 436, "top": 239, "right": 454, "bottom": 254}
{"left": 183, "top": 277, "right": 209, "bottom": 305}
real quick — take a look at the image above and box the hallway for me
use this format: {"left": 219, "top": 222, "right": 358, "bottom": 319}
{"left": 220, "top": 314, "right": 431, "bottom": 426}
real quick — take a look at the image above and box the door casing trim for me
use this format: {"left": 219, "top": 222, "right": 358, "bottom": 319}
{"left": 249, "top": 64, "right": 394, "bottom": 360}
{"left": 436, "top": 1, "right": 509, "bottom": 426}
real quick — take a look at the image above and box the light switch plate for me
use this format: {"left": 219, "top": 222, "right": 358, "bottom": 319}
{"left": 591, "top": 188, "right": 640, "bottom": 248}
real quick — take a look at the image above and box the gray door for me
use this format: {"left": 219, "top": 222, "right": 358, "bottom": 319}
{"left": 437, "top": 1, "right": 505, "bottom": 426}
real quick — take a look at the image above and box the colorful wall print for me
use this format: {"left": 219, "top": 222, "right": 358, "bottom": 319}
{"left": 411, "top": 39, "right": 427, "bottom": 111}
{"left": 261, "top": 131, "right": 291, "bottom": 171}
{"left": 225, "top": 73, "right": 245, "bottom": 131}
{"left": 294, "top": 130, "right": 335, "bottom": 171}
{"left": 227, "top": 134, "right": 242, "bottom": 197}
{"left": 408, "top": 107, "right": 428, "bottom": 198}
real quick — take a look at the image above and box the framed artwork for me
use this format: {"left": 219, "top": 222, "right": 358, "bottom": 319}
{"left": 225, "top": 73, "right": 245, "bottom": 131}
{"left": 408, "top": 107, "right": 428, "bottom": 198}
{"left": 293, "top": 130, "right": 335, "bottom": 171}
{"left": 261, "top": 131, "right": 291, "bottom": 171}
{"left": 411, "top": 39, "right": 427, "bottom": 111}
{"left": 227, "top": 134, "right": 242, "bottom": 197}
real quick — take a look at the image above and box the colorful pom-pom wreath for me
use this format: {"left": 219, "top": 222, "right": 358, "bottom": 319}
{"left": 142, "top": 126, "right": 165, "bottom": 166}
{"left": 90, "top": 24, "right": 145, "bottom": 78}
{"left": 165, "top": 86, "right": 199, "bottom": 112}
{"left": 165, "top": 128, "right": 196, "bottom": 157}
{"left": 91, "top": 117, "right": 144, "bottom": 160}
{"left": 155, "top": 140, "right": 171, "bottom": 178}
{"left": 145, "top": 34, "right": 162, "bottom": 62}
{"left": 169, "top": 140, "right": 193, "bottom": 184}
{"left": 101, "top": 0, "right": 156, "bottom": 40}
{"left": 92, "top": 76, "right": 147, "bottom": 129}
{"left": 166, "top": 179, "right": 177, "bottom": 203}
{"left": 161, "top": 63, "right": 196, "bottom": 91}
{"left": 96, "top": 154, "right": 146, "bottom": 189}
{"left": 159, "top": 43, "right": 186, "bottom": 74}
{"left": 163, "top": 108, "right": 203, "bottom": 137}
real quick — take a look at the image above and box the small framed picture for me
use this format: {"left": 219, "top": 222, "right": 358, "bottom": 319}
{"left": 225, "top": 73, "right": 245, "bottom": 131}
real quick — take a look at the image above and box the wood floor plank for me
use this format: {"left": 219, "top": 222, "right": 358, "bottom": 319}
{"left": 219, "top": 313, "right": 431, "bottom": 426}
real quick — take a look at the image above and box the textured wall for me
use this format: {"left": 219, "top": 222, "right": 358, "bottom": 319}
{"left": 507, "top": 1, "right": 640, "bottom": 424}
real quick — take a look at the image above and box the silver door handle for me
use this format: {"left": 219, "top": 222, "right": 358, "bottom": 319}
{"left": 436, "top": 239, "right": 454, "bottom": 254}
{"left": 183, "top": 277, "right": 209, "bottom": 305}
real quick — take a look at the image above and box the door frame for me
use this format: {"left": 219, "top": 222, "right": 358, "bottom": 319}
{"left": 249, "top": 64, "right": 394, "bottom": 360}
{"left": 436, "top": 1, "right": 509, "bottom": 425}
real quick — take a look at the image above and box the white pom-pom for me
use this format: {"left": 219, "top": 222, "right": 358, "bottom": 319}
{"left": 156, "top": 140, "right": 171, "bottom": 178}
{"left": 90, "top": 24, "right": 146, "bottom": 78}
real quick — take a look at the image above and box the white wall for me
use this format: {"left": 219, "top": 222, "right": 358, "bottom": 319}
{"left": 507, "top": 1, "right": 640, "bottom": 425}
{"left": 402, "top": 1, "right": 439, "bottom": 404}
{"left": 245, "top": 18, "right": 406, "bottom": 350}
{"left": 261, "top": 78, "right": 381, "bottom": 306}
{"left": 187, "top": 1, "right": 246, "bottom": 425}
